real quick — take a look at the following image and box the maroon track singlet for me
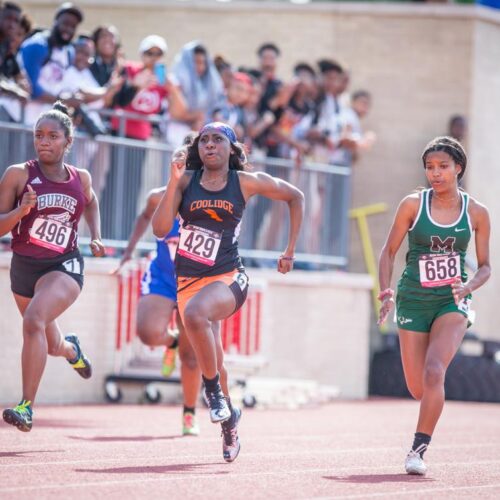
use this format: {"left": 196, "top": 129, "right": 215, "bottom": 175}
{"left": 11, "top": 160, "right": 86, "bottom": 258}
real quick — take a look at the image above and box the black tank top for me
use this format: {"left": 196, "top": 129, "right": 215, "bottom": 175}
{"left": 176, "top": 169, "right": 245, "bottom": 277}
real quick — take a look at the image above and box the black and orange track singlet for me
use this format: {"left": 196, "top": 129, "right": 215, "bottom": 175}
{"left": 176, "top": 169, "right": 245, "bottom": 278}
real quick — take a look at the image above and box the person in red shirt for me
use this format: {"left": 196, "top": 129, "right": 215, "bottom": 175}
{"left": 111, "top": 35, "right": 186, "bottom": 140}
{"left": 0, "top": 101, "right": 105, "bottom": 432}
{"left": 101, "top": 35, "right": 187, "bottom": 240}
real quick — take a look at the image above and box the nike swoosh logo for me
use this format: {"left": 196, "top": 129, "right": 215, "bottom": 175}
{"left": 455, "top": 228, "right": 466, "bottom": 232}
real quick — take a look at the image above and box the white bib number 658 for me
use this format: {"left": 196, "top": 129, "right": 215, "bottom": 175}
{"left": 419, "top": 252, "right": 460, "bottom": 288}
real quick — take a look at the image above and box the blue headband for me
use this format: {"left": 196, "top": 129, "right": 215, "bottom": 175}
{"left": 200, "top": 122, "right": 237, "bottom": 144}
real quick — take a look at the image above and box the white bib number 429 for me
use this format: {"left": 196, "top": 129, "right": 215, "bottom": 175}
{"left": 419, "top": 252, "right": 460, "bottom": 288}
{"left": 29, "top": 216, "right": 72, "bottom": 253}
{"left": 178, "top": 224, "right": 222, "bottom": 266}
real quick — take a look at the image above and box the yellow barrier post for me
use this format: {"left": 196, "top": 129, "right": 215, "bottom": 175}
{"left": 349, "top": 203, "right": 388, "bottom": 332}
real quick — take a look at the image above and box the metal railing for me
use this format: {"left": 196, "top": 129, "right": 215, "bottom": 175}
{"left": 0, "top": 120, "right": 351, "bottom": 268}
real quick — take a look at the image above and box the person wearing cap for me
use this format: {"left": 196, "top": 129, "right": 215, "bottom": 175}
{"left": 110, "top": 34, "right": 185, "bottom": 141}
{"left": 152, "top": 122, "right": 304, "bottom": 463}
{"left": 19, "top": 2, "right": 84, "bottom": 125}
{"left": 100, "top": 35, "right": 187, "bottom": 240}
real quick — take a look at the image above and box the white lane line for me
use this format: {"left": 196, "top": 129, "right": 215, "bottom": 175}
{"left": 0, "top": 441, "right": 500, "bottom": 470}
{"left": 1, "top": 441, "right": 500, "bottom": 469}
{"left": 1, "top": 461, "right": 500, "bottom": 493}
{"left": 0, "top": 439, "right": 500, "bottom": 470}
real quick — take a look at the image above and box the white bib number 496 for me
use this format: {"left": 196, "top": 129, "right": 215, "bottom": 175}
{"left": 29, "top": 216, "right": 72, "bottom": 254}
{"left": 178, "top": 224, "right": 222, "bottom": 266}
{"left": 419, "top": 252, "right": 460, "bottom": 288}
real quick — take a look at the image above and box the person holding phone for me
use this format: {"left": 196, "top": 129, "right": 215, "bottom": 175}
{"left": 154, "top": 62, "right": 166, "bottom": 86}
{"left": 377, "top": 136, "right": 491, "bottom": 475}
{"left": 110, "top": 35, "right": 186, "bottom": 141}
{"left": 0, "top": 102, "right": 105, "bottom": 432}
{"left": 103, "top": 35, "right": 187, "bottom": 240}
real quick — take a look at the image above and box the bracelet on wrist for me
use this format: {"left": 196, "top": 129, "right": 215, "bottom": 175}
{"left": 280, "top": 255, "right": 295, "bottom": 261}
{"left": 379, "top": 288, "right": 394, "bottom": 300}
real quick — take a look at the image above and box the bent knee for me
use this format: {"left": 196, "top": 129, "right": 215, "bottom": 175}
{"left": 136, "top": 322, "right": 163, "bottom": 346}
{"left": 47, "top": 339, "right": 63, "bottom": 356}
{"left": 183, "top": 306, "right": 209, "bottom": 332}
{"left": 424, "top": 361, "right": 445, "bottom": 389}
{"left": 23, "top": 312, "right": 46, "bottom": 336}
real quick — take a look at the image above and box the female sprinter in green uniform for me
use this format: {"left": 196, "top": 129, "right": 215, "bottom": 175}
{"left": 152, "top": 122, "right": 304, "bottom": 462}
{"left": 378, "top": 136, "right": 491, "bottom": 475}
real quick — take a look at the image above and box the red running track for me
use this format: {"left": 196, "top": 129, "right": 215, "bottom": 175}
{"left": 1, "top": 399, "right": 499, "bottom": 499}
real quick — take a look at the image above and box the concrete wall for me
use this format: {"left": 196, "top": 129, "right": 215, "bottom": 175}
{"left": 0, "top": 254, "right": 372, "bottom": 404}
{"left": 18, "top": 2, "right": 500, "bottom": 339}
{"left": 467, "top": 18, "right": 500, "bottom": 337}
{"left": 252, "top": 270, "right": 373, "bottom": 398}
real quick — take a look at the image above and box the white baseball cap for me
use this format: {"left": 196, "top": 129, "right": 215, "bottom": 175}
{"left": 139, "top": 35, "right": 168, "bottom": 54}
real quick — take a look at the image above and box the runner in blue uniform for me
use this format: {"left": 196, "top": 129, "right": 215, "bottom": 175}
{"left": 117, "top": 188, "right": 201, "bottom": 436}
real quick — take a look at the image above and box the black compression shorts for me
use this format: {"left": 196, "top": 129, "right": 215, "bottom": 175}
{"left": 10, "top": 248, "right": 84, "bottom": 298}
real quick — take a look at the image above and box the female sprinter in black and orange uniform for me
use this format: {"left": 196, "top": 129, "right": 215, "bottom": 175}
{"left": 152, "top": 122, "right": 304, "bottom": 462}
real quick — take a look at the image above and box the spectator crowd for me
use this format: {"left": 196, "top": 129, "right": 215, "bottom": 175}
{"left": 0, "top": 1, "right": 376, "bottom": 168}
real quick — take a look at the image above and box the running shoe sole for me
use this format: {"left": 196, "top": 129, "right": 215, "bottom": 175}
{"left": 2, "top": 409, "right": 32, "bottom": 432}
{"left": 65, "top": 335, "right": 92, "bottom": 379}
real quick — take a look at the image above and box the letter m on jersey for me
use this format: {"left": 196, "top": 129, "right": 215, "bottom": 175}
{"left": 430, "top": 235, "right": 456, "bottom": 252}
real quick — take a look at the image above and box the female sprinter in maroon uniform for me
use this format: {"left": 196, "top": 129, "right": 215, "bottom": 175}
{"left": 152, "top": 122, "right": 304, "bottom": 462}
{"left": 0, "top": 102, "right": 105, "bottom": 432}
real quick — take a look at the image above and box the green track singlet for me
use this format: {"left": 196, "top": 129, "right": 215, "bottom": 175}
{"left": 397, "top": 188, "right": 472, "bottom": 304}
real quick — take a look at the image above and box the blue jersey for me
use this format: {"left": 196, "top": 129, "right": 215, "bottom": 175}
{"left": 155, "top": 218, "right": 180, "bottom": 274}
{"left": 141, "top": 219, "right": 179, "bottom": 301}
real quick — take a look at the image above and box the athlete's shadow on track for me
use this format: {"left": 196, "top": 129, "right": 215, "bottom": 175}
{"left": 68, "top": 435, "right": 182, "bottom": 442}
{"left": 324, "top": 474, "right": 436, "bottom": 484}
{"left": 0, "top": 450, "right": 61, "bottom": 458}
{"left": 76, "top": 463, "right": 229, "bottom": 475}
{"left": 32, "top": 418, "right": 93, "bottom": 429}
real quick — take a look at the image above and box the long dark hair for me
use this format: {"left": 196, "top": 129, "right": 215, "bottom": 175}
{"left": 185, "top": 134, "right": 249, "bottom": 171}
{"left": 422, "top": 136, "right": 467, "bottom": 181}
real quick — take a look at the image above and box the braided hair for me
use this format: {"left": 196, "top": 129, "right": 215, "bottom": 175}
{"left": 422, "top": 136, "right": 467, "bottom": 181}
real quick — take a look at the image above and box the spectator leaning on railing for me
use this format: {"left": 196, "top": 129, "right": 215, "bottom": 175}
{"left": 213, "top": 71, "right": 252, "bottom": 142}
{"left": 265, "top": 62, "right": 318, "bottom": 161}
{"left": 19, "top": 2, "right": 83, "bottom": 125}
{"left": 59, "top": 35, "right": 123, "bottom": 136}
{"left": 10, "top": 10, "right": 32, "bottom": 56}
{"left": 90, "top": 25, "right": 138, "bottom": 111}
{"left": 0, "top": 2, "right": 30, "bottom": 122}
